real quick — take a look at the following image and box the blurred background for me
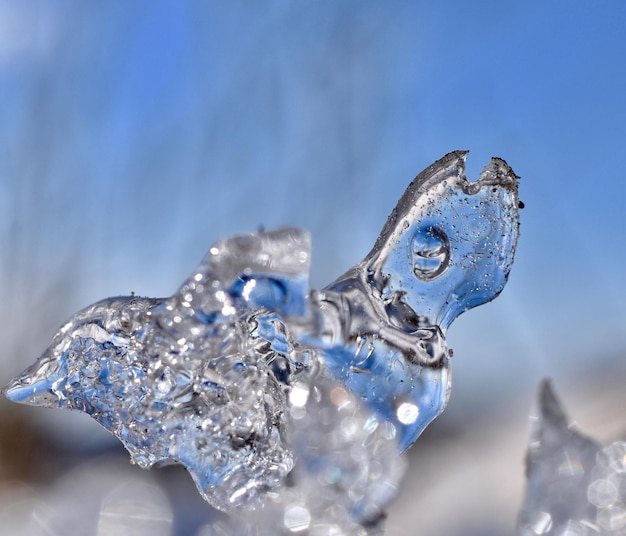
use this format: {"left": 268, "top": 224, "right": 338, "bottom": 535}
{"left": 1, "top": 1, "right": 625, "bottom": 534}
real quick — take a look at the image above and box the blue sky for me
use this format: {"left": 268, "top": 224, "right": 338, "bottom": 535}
{"left": 1, "top": 0, "right": 626, "bottom": 426}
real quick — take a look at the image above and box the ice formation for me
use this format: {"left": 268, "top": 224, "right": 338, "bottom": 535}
{"left": 3, "top": 151, "right": 520, "bottom": 527}
{"left": 519, "top": 381, "right": 626, "bottom": 535}
{"left": 204, "top": 376, "right": 406, "bottom": 535}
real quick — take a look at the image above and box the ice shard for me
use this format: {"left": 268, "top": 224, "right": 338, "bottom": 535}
{"left": 3, "top": 151, "right": 520, "bottom": 518}
{"left": 312, "top": 150, "right": 519, "bottom": 449}
{"left": 518, "top": 380, "right": 626, "bottom": 535}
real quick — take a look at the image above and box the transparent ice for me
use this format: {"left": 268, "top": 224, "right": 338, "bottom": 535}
{"left": 201, "top": 376, "right": 406, "bottom": 535}
{"left": 519, "top": 381, "right": 626, "bottom": 535}
{"left": 3, "top": 151, "right": 520, "bottom": 527}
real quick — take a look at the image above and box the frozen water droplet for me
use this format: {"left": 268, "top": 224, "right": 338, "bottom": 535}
{"left": 411, "top": 225, "right": 450, "bottom": 281}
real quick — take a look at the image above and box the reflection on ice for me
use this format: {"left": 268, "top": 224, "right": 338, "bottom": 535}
{"left": 3, "top": 152, "right": 520, "bottom": 531}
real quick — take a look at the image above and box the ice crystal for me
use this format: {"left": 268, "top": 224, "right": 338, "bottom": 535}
{"left": 3, "top": 151, "right": 520, "bottom": 524}
{"left": 519, "top": 380, "right": 626, "bottom": 535}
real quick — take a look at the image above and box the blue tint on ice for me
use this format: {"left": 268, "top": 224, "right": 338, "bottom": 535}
{"left": 3, "top": 151, "right": 519, "bottom": 513}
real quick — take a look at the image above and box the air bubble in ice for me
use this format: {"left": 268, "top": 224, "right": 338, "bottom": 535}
{"left": 411, "top": 225, "right": 450, "bottom": 280}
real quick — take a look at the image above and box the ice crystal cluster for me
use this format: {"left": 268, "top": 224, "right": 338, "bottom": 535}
{"left": 519, "top": 381, "right": 626, "bottom": 535}
{"left": 4, "top": 151, "right": 520, "bottom": 532}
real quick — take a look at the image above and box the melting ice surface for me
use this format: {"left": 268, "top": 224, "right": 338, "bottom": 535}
{"left": 3, "top": 151, "right": 519, "bottom": 523}
{"left": 519, "top": 381, "right": 626, "bottom": 535}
